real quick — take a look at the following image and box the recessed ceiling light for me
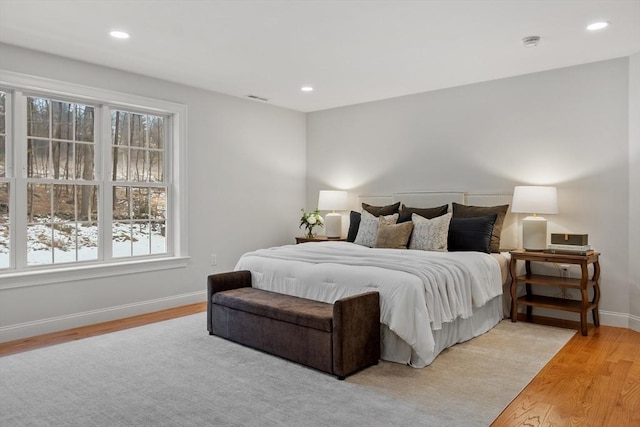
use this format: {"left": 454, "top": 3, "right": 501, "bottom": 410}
{"left": 587, "top": 21, "right": 610, "bottom": 31}
{"left": 109, "top": 30, "right": 130, "bottom": 39}
{"left": 301, "top": 86, "right": 314, "bottom": 92}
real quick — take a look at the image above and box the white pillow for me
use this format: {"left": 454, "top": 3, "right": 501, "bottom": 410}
{"left": 354, "top": 211, "right": 399, "bottom": 247}
{"left": 409, "top": 212, "right": 452, "bottom": 251}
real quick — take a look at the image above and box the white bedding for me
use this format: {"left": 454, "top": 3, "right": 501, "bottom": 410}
{"left": 235, "top": 242, "right": 504, "bottom": 367}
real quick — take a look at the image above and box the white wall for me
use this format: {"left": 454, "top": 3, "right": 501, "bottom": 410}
{"left": 629, "top": 52, "right": 640, "bottom": 332}
{"left": 307, "top": 57, "right": 636, "bottom": 329}
{"left": 0, "top": 44, "right": 306, "bottom": 341}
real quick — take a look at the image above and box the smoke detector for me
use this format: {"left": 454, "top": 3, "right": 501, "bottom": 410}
{"left": 522, "top": 36, "right": 540, "bottom": 48}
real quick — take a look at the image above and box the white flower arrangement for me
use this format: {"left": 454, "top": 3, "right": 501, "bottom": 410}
{"left": 299, "top": 209, "right": 324, "bottom": 238}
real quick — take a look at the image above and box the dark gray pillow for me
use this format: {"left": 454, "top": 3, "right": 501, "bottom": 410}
{"left": 452, "top": 203, "right": 509, "bottom": 253}
{"left": 448, "top": 215, "right": 497, "bottom": 253}
{"left": 398, "top": 204, "right": 448, "bottom": 223}
{"left": 362, "top": 202, "right": 400, "bottom": 217}
{"left": 346, "top": 211, "right": 361, "bottom": 242}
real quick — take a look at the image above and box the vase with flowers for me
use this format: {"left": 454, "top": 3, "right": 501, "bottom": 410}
{"left": 299, "top": 209, "right": 324, "bottom": 238}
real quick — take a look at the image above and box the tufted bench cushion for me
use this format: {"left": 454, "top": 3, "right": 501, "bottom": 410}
{"left": 207, "top": 270, "right": 380, "bottom": 379}
{"left": 212, "top": 287, "right": 333, "bottom": 332}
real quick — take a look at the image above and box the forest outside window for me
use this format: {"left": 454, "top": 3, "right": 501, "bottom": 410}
{"left": 0, "top": 75, "right": 186, "bottom": 277}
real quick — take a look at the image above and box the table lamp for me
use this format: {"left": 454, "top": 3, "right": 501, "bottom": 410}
{"left": 318, "top": 190, "right": 348, "bottom": 239}
{"left": 511, "top": 186, "right": 558, "bottom": 251}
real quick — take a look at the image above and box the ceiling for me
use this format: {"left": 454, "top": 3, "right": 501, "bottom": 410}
{"left": 0, "top": 0, "right": 638, "bottom": 112}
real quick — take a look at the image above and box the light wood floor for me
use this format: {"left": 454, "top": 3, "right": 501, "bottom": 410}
{"left": 1, "top": 304, "right": 638, "bottom": 426}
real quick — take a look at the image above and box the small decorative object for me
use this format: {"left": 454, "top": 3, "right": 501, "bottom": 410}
{"left": 299, "top": 209, "right": 324, "bottom": 238}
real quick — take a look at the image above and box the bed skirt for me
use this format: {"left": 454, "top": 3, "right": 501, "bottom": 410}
{"left": 381, "top": 295, "right": 504, "bottom": 368}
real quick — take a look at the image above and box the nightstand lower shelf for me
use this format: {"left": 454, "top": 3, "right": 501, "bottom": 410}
{"left": 517, "top": 295, "right": 596, "bottom": 314}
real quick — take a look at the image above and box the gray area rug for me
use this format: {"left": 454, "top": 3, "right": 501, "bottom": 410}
{"left": 0, "top": 313, "right": 574, "bottom": 427}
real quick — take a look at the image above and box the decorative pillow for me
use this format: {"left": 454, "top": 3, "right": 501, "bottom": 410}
{"left": 362, "top": 202, "right": 400, "bottom": 217}
{"left": 398, "top": 204, "right": 449, "bottom": 223}
{"left": 354, "top": 211, "right": 398, "bottom": 247}
{"left": 409, "top": 212, "right": 452, "bottom": 251}
{"left": 452, "top": 203, "right": 509, "bottom": 253}
{"left": 346, "top": 211, "right": 362, "bottom": 242}
{"left": 448, "top": 215, "right": 497, "bottom": 253}
{"left": 374, "top": 219, "right": 414, "bottom": 249}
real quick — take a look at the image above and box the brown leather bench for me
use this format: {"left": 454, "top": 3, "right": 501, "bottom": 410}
{"left": 207, "top": 270, "right": 380, "bottom": 379}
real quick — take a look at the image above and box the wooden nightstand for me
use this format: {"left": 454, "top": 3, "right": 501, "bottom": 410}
{"left": 295, "top": 236, "right": 347, "bottom": 244}
{"left": 509, "top": 249, "right": 601, "bottom": 336}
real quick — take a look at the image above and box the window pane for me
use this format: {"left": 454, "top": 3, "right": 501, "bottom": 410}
{"left": 112, "top": 147, "right": 129, "bottom": 181}
{"left": 52, "top": 141, "right": 74, "bottom": 180}
{"left": 0, "top": 91, "right": 5, "bottom": 133}
{"left": 150, "top": 221, "right": 166, "bottom": 254}
{"left": 131, "top": 222, "right": 149, "bottom": 256}
{"left": 0, "top": 135, "right": 5, "bottom": 178}
{"left": 149, "top": 116, "right": 163, "bottom": 149}
{"left": 52, "top": 222, "right": 76, "bottom": 263}
{"left": 27, "top": 97, "right": 49, "bottom": 138}
{"left": 75, "top": 105, "right": 94, "bottom": 142}
{"left": 53, "top": 184, "right": 75, "bottom": 222}
{"left": 28, "top": 183, "right": 51, "bottom": 221}
{"left": 150, "top": 188, "right": 166, "bottom": 220}
{"left": 78, "top": 184, "right": 98, "bottom": 221}
{"left": 77, "top": 221, "right": 98, "bottom": 261}
{"left": 111, "top": 110, "right": 129, "bottom": 146}
{"left": 0, "top": 224, "right": 8, "bottom": 269}
{"left": 0, "top": 182, "right": 8, "bottom": 224}
{"left": 27, "top": 223, "right": 53, "bottom": 265}
{"left": 113, "top": 186, "right": 130, "bottom": 220}
{"left": 0, "top": 182, "right": 8, "bottom": 269}
{"left": 113, "top": 221, "right": 132, "bottom": 258}
{"left": 76, "top": 143, "right": 95, "bottom": 180}
{"left": 130, "top": 113, "right": 146, "bottom": 147}
{"left": 52, "top": 100, "right": 73, "bottom": 141}
{"left": 129, "top": 148, "right": 146, "bottom": 182}
{"left": 149, "top": 151, "right": 163, "bottom": 182}
{"left": 28, "top": 139, "right": 50, "bottom": 178}
{"left": 132, "top": 187, "right": 149, "bottom": 220}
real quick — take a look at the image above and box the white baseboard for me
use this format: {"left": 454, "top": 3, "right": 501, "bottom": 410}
{"left": 600, "top": 310, "right": 638, "bottom": 330}
{"left": 627, "top": 313, "right": 640, "bottom": 333}
{"left": 0, "top": 290, "right": 207, "bottom": 343}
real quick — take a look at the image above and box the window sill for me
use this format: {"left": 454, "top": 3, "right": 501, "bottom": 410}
{"left": 0, "top": 256, "right": 191, "bottom": 289}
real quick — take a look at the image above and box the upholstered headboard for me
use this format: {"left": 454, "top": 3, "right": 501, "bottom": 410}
{"left": 358, "top": 191, "right": 517, "bottom": 251}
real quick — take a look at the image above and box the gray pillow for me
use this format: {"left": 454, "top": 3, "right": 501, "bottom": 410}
{"left": 409, "top": 212, "right": 452, "bottom": 251}
{"left": 354, "top": 211, "right": 398, "bottom": 247}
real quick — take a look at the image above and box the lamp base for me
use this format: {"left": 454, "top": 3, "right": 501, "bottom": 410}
{"left": 324, "top": 212, "right": 342, "bottom": 239}
{"left": 522, "top": 216, "right": 547, "bottom": 251}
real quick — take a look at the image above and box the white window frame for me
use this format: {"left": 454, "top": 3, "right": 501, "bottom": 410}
{"left": 0, "top": 71, "right": 189, "bottom": 289}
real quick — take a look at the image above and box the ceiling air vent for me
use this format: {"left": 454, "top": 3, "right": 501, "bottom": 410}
{"left": 246, "top": 94, "right": 269, "bottom": 102}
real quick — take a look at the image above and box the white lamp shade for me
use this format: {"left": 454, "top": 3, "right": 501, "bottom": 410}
{"left": 511, "top": 186, "right": 558, "bottom": 215}
{"left": 318, "top": 190, "right": 348, "bottom": 211}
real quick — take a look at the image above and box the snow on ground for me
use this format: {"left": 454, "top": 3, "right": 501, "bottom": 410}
{"left": 0, "top": 218, "right": 165, "bottom": 268}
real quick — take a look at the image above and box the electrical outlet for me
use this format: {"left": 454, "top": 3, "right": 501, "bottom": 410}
{"left": 210, "top": 254, "right": 217, "bottom": 266}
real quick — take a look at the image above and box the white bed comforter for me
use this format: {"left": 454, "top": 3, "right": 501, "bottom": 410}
{"left": 235, "top": 242, "right": 502, "bottom": 365}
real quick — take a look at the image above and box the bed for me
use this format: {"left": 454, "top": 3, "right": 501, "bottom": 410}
{"left": 235, "top": 191, "right": 516, "bottom": 368}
